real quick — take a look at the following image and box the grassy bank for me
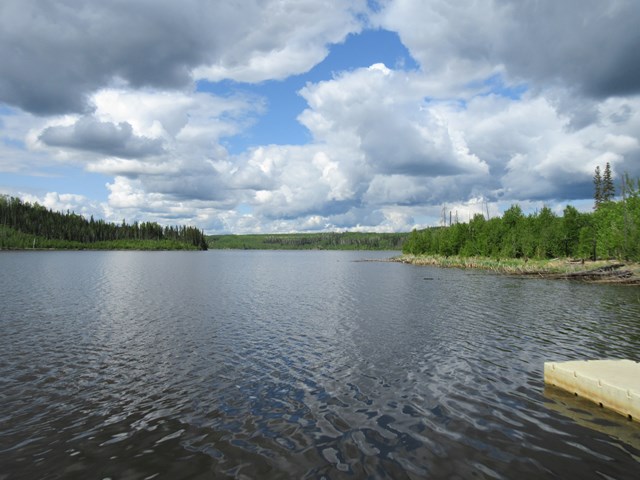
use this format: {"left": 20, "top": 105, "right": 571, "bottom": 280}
{"left": 396, "top": 254, "right": 640, "bottom": 285}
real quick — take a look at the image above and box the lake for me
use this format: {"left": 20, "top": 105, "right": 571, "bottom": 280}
{"left": 1, "top": 250, "right": 639, "bottom": 479}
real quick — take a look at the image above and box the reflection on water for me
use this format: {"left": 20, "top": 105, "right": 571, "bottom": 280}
{"left": 1, "top": 250, "right": 639, "bottom": 479}
{"left": 543, "top": 386, "right": 640, "bottom": 457}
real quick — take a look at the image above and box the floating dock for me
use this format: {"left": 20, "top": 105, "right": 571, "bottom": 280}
{"left": 544, "top": 360, "right": 640, "bottom": 422}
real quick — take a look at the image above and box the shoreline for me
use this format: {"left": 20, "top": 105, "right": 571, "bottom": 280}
{"left": 394, "top": 254, "right": 640, "bottom": 285}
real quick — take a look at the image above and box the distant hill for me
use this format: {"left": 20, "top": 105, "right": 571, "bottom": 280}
{"left": 207, "top": 232, "right": 407, "bottom": 250}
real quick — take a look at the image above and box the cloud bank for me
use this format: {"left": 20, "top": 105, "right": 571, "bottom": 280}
{"left": 1, "top": 0, "right": 639, "bottom": 233}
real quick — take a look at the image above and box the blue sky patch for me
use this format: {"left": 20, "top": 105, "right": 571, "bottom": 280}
{"left": 199, "top": 28, "right": 418, "bottom": 154}
{"left": 469, "top": 73, "right": 528, "bottom": 100}
{"left": 3, "top": 170, "right": 110, "bottom": 202}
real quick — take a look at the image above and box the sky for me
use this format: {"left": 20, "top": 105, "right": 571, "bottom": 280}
{"left": 1, "top": 0, "right": 640, "bottom": 234}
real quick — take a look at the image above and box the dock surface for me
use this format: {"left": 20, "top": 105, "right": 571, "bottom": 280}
{"left": 544, "top": 359, "right": 640, "bottom": 422}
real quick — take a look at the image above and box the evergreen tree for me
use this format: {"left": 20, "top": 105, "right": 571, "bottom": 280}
{"left": 0, "top": 195, "right": 208, "bottom": 250}
{"left": 602, "top": 162, "right": 615, "bottom": 202}
{"left": 593, "top": 165, "right": 602, "bottom": 209}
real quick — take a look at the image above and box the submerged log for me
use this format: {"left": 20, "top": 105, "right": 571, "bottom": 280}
{"left": 545, "top": 263, "right": 639, "bottom": 283}
{"left": 562, "top": 264, "right": 624, "bottom": 277}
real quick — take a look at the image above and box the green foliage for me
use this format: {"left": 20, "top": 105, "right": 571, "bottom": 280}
{"left": 402, "top": 177, "right": 640, "bottom": 262}
{"left": 207, "top": 231, "right": 407, "bottom": 250}
{"left": 592, "top": 173, "right": 640, "bottom": 260}
{"left": 594, "top": 162, "right": 616, "bottom": 210}
{"left": 0, "top": 196, "right": 207, "bottom": 250}
{"left": 593, "top": 165, "right": 602, "bottom": 209}
{"left": 562, "top": 205, "right": 583, "bottom": 256}
{"left": 602, "top": 162, "right": 616, "bottom": 202}
{"left": 622, "top": 174, "right": 640, "bottom": 260}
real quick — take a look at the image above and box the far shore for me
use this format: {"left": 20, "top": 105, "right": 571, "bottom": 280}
{"left": 394, "top": 254, "right": 640, "bottom": 285}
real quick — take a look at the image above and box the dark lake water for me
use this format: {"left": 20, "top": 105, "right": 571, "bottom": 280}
{"left": 1, "top": 250, "right": 640, "bottom": 479}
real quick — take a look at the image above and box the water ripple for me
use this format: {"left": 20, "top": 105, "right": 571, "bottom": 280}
{"left": 1, "top": 251, "right": 639, "bottom": 479}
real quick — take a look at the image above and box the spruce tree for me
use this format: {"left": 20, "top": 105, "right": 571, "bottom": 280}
{"left": 593, "top": 165, "right": 602, "bottom": 209}
{"left": 602, "top": 162, "right": 615, "bottom": 202}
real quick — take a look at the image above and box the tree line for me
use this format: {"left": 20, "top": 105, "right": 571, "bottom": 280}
{"left": 0, "top": 195, "right": 208, "bottom": 250}
{"left": 207, "top": 231, "right": 407, "bottom": 250}
{"left": 404, "top": 169, "right": 640, "bottom": 262}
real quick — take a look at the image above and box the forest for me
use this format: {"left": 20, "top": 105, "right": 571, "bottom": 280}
{"left": 403, "top": 170, "right": 640, "bottom": 262}
{"left": 207, "top": 231, "right": 407, "bottom": 250}
{"left": 0, "top": 196, "right": 208, "bottom": 250}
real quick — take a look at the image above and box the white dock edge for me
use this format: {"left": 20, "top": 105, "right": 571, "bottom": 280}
{"left": 544, "top": 359, "right": 640, "bottom": 422}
